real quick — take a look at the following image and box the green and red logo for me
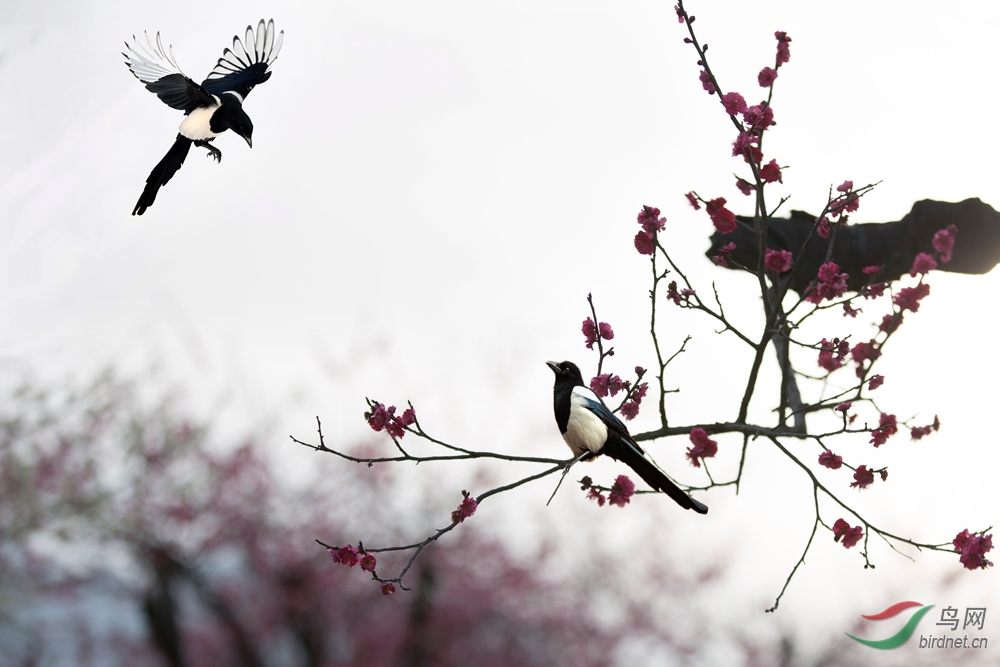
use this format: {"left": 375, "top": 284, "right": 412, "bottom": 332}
{"left": 845, "top": 601, "right": 934, "bottom": 649}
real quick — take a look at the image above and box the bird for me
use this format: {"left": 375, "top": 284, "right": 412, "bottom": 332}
{"left": 123, "top": 19, "right": 284, "bottom": 216}
{"left": 547, "top": 360, "right": 708, "bottom": 514}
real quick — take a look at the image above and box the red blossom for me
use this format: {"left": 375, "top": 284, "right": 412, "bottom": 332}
{"left": 870, "top": 413, "right": 897, "bottom": 447}
{"left": 833, "top": 518, "right": 863, "bottom": 549}
{"left": 757, "top": 67, "right": 777, "bottom": 87}
{"left": 879, "top": 313, "right": 903, "bottom": 334}
{"left": 862, "top": 281, "right": 886, "bottom": 299}
{"left": 933, "top": 225, "right": 958, "bottom": 263}
{"left": 360, "top": 553, "right": 377, "bottom": 572}
{"left": 736, "top": 178, "right": 754, "bottom": 196}
{"left": 699, "top": 68, "right": 715, "bottom": 94}
{"left": 867, "top": 375, "right": 884, "bottom": 391}
{"left": 608, "top": 475, "right": 636, "bottom": 507}
{"left": 806, "top": 261, "right": 849, "bottom": 303}
{"left": 817, "top": 338, "right": 849, "bottom": 372}
{"left": 842, "top": 302, "right": 861, "bottom": 318}
{"left": 836, "top": 180, "right": 854, "bottom": 193}
{"left": 637, "top": 206, "right": 666, "bottom": 234}
{"left": 760, "top": 159, "right": 783, "bottom": 183}
{"left": 451, "top": 492, "right": 478, "bottom": 524}
{"left": 399, "top": 408, "right": 416, "bottom": 426}
{"left": 910, "top": 252, "right": 938, "bottom": 277}
{"left": 954, "top": 530, "right": 994, "bottom": 570}
{"left": 910, "top": 416, "right": 940, "bottom": 440}
{"left": 722, "top": 92, "right": 748, "bottom": 115}
{"left": 667, "top": 280, "right": 682, "bottom": 305}
{"left": 381, "top": 582, "right": 396, "bottom": 595}
{"left": 732, "top": 132, "right": 752, "bottom": 158}
{"left": 687, "top": 428, "right": 718, "bottom": 467}
{"left": 850, "top": 340, "right": 880, "bottom": 368}
{"left": 742, "top": 104, "right": 774, "bottom": 132}
{"left": 862, "top": 265, "right": 880, "bottom": 275}
{"left": 775, "top": 31, "right": 791, "bottom": 65}
{"left": 587, "top": 487, "right": 606, "bottom": 507}
{"left": 706, "top": 197, "right": 738, "bottom": 234}
{"left": 835, "top": 401, "right": 852, "bottom": 413}
{"left": 367, "top": 403, "right": 412, "bottom": 439}
{"left": 851, "top": 465, "right": 875, "bottom": 489}
{"left": 893, "top": 283, "right": 931, "bottom": 313}
{"left": 332, "top": 545, "right": 360, "bottom": 567}
{"left": 818, "top": 451, "right": 843, "bottom": 469}
{"left": 582, "top": 317, "right": 613, "bottom": 349}
{"left": 685, "top": 192, "right": 701, "bottom": 210}
{"left": 634, "top": 231, "right": 655, "bottom": 255}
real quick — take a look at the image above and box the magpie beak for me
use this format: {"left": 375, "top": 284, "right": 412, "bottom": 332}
{"left": 547, "top": 360, "right": 708, "bottom": 514}
{"left": 124, "top": 19, "right": 283, "bottom": 215}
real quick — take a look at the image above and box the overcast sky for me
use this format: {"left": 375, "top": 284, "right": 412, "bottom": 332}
{"left": 2, "top": 0, "right": 999, "bottom": 662}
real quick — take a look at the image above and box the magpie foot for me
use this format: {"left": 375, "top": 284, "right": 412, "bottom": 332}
{"left": 194, "top": 140, "right": 222, "bottom": 163}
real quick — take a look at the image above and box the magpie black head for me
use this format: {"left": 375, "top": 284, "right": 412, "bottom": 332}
{"left": 231, "top": 111, "right": 254, "bottom": 148}
{"left": 546, "top": 360, "right": 584, "bottom": 388}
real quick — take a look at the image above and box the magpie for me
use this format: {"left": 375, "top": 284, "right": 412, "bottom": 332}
{"left": 547, "top": 360, "right": 708, "bottom": 514}
{"left": 124, "top": 20, "right": 284, "bottom": 215}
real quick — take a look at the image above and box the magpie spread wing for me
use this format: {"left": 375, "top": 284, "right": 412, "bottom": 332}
{"left": 124, "top": 32, "right": 216, "bottom": 112}
{"left": 201, "top": 19, "right": 283, "bottom": 100}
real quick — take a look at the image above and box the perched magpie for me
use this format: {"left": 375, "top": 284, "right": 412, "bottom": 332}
{"left": 547, "top": 360, "right": 708, "bottom": 514}
{"left": 124, "top": 20, "right": 284, "bottom": 215}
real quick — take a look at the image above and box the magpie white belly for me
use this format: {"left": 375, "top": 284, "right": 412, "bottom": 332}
{"left": 562, "top": 398, "right": 608, "bottom": 456}
{"left": 179, "top": 105, "right": 221, "bottom": 141}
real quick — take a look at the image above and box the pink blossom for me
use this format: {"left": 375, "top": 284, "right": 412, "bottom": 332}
{"left": 910, "top": 416, "right": 940, "bottom": 440}
{"left": 862, "top": 282, "right": 886, "bottom": 299}
{"left": 619, "top": 401, "right": 639, "bottom": 420}
{"left": 687, "top": 428, "right": 718, "bottom": 467}
{"left": 587, "top": 487, "right": 606, "bottom": 506}
{"left": 674, "top": 5, "right": 684, "bottom": 23}
{"left": 608, "top": 475, "right": 636, "bottom": 507}
{"left": 954, "top": 530, "right": 994, "bottom": 570}
{"left": 862, "top": 265, "right": 880, "bottom": 275}
{"left": 833, "top": 518, "right": 863, "bottom": 549}
{"left": 333, "top": 545, "right": 360, "bottom": 567}
{"left": 842, "top": 302, "right": 861, "bottom": 318}
{"left": 818, "top": 451, "right": 843, "bottom": 469}
{"left": 589, "top": 373, "right": 624, "bottom": 398}
{"left": 836, "top": 180, "right": 854, "bottom": 193}
{"left": 760, "top": 159, "right": 782, "bottom": 183}
{"left": 685, "top": 192, "right": 701, "bottom": 210}
{"left": 381, "top": 582, "right": 396, "bottom": 595}
{"left": 816, "top": 216, "right": 831, "bottom": 239}
{"left": 736, "top": 178, "right": 754, "bottom": 196}
{"left": 910, "top": 252, "right": 937, "bottom": 277}
{"left": 763, "top": 248, "right": 792, "bottom": 273}
{"left": 451, "top": 492, "right": 478, "bottom": 523}
{"left": 667, "top": 280, "right": 682, "bottom": 305}
{"left": 582, "top": 318, "right": 598, "bottom": 348}
{"left": 757, "top": 67, "right": 777, "bottom": 87}
{"left": 893, "top": 283, "right": 931, "bottom": 313}
{"left": 835, "top": 401, "right": 852, "bottom": 413}
{"left": 775, "top": 31, "right": 791, "bottom": 66}
{"left": 867, "top": 374, "right": 884, "bottom": 390}
{"left": 933, "top": 225, "right": 958, "bottom": 263}
{"left": 722, "top": 92, "right": 748, "bottom": 116}
{"left": 699, "top": 69, "right": 715, "bottom": 94}
{"left": 851, "top": 340, "right": 880, "bottom": 366}
{"left": 851, "top": 465, "right": 875, "bottom": 489}
{"left": 360, "top": 553, "right": 377, "bottom": 572}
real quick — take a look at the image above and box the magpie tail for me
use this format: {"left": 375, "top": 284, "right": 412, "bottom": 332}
{"left": 605, "top": 437, "right": 709, "bottom": 514}
{"left": 132, "top": 134, "right": 192, "bottom": 216}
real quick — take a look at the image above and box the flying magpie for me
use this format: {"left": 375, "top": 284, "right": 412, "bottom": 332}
{"left": 124, "top": 20, "right": 284, "bottom": 215}
{"left": 547, "top": 360, "right": 708, "bottom": 514}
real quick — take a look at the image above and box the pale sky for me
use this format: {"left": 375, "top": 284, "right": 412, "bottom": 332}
{"left": 2, "top": 1, "right": 999, "bottom": 663}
